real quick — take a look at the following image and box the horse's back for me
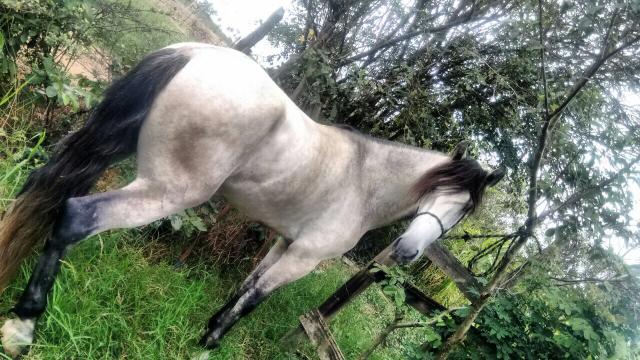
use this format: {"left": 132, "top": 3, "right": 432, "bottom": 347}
{"left": 157, "top": 43, "right": 288, "bottom": 124}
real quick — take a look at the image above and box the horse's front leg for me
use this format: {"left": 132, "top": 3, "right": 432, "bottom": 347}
{"left": 195, "top": 236, "right": 289, "bottom": 347}
{"left": 237, "top": 237, "right": 289, "bottom": 294}
{"left": 200, "top": 242, "right": 323, "bottom": 348}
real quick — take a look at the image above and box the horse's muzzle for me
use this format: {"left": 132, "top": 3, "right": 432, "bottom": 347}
{"left": 391, "top": 237, "right": 420, "bottom": 264}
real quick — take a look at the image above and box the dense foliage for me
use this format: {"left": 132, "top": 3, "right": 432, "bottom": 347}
{"left": 263, "top": 0, "right": 640, "bottom": 357}
{"left": 451, "top": 277, "right": 636, "bottom": 359}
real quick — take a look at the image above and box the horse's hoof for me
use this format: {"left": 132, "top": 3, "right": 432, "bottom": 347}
{"left": 1, "top": 318, "right": 35, "bottom": 358}
{"left": 191, "top": 350, "right": 211, "bottom": 360}
{"left": 198, "top": 333, "right": 220, "bottom": 350}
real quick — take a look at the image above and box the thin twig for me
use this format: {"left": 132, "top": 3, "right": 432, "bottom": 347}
{"left": 538, "top": 0, "right": 549, "bottom": 121}
{"left": 443, "top": 233, "right": 515, "bottom": 241}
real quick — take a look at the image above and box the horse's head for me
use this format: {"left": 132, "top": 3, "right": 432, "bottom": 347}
{"left": 392, "top": 144, "right": 505, "bottom": 263}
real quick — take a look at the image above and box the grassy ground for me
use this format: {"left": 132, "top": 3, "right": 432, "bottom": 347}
{"left": 0, "top": 227, "right": 418, "bottom": 359}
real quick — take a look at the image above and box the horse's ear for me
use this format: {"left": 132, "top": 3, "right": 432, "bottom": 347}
{"left": 451, "top": 141, "right": 468, "bottom": 160}
{"left": 486, "top": 168, "right": 506, "bottom": 187}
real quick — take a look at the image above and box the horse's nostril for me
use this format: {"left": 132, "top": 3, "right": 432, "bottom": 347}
{"left": 391, "top": 238, "right": 420, "bottom": 264}
{"left": 404, "top": 250, "right": 419, "bottom": 262}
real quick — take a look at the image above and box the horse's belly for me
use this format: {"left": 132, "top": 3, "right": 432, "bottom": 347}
{"left": 219, "top": 182, "right": 321, "bottom": 239}
{"left": 216, "top": 110, "right": 357, "bottom": 238}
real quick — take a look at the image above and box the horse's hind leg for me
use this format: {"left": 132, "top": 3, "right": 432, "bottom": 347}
{"left": 1, "top": 177, "right": 219, "bottom": 357}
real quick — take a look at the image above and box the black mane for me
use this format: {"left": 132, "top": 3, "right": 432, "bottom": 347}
{"left": 412, "top": 159, "right": 490, "bottom": 212}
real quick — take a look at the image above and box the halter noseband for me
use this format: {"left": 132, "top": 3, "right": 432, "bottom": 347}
{"left": 414, "top": 211, "right": 446, "bottom": 238}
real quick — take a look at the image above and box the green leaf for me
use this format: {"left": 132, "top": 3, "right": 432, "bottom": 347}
{"left": 422, "top": 326, "right": 442, "bottom": 348}
{"left": 68, "top": 93, "right": 79, "bottom": 110}
{"left": 567, "top": 318, "right": 599, "bottom": 342}
{"left": 190, "top": 217, "right": 207, "bottom": 232}
{"left": 61, "top": 92, "right": 70, "bottom": 106}
{"left": 45, "top": 85, "right": 57, "bottom": 98}
{"left": 467, "top": 287, "right": 481, "bottom": 297}
{"left": 454, "top": 306, "right": 471, "bottom": 318}
{"left": 170, "top": 215, "right": 182, "bottom": 231}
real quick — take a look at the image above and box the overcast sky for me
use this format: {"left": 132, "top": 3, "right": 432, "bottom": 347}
{"left": 208, "top": 0, "right": 292, "bottom": 59}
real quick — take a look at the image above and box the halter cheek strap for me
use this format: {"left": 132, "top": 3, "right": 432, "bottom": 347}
{"left": 414, "top": 211, "right": 446, "bottom": 238}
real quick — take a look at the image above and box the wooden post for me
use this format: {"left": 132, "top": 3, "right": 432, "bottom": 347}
{"left": 404, "top": 281, "right": 446, "bottom": 314}
{"left": 282, "top": 242, "right": 479, "bottom": 350}
{"left": 299, "top": 310, "right": 346, "bottom": 360}
{"left": 316, "top": 262, "right": 447, "bottom": 319}
{"left": 318, "top": 244, "right": 395, "bottom": 319}
{"left": 283, "top": 244, "right": 446, "bottom": 341}
{"left": 424, "top": 243, "right": 480, "bottom": 300}
{"left": 318, "top": 262, "right": 383, "bottom": 318}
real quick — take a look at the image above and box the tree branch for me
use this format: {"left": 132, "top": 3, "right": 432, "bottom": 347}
{"left": 536, "top": 155, "right": 640, "bottom": 222}
{"left": 546, "top": 34, "right": 640, "bottom": 127}
{"left": 338, "top": 2, "right": 486, "bottom": 67}
{"left": 424, "top": 242, "right": 482, "bottom": 300}
{"left": 361, "top": 308, "right": 458, "bottom": 359}
{"left": 443, "top": 233, "right": 515, "bottom": 241}
{"left": 234, "top": 7, "right": 285, "bottom": 54}
{"left": 550, "top": 275, "right": 629, "bottom": 284}
{"left": 525, "top": 0, "right": 553, "bottom": 228}
{"left": 538, "top": 0, "right": 550, "bottom": 121}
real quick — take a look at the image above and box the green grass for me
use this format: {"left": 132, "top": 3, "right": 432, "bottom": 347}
{"left": 81, "top": 0, "right": 190, "bottom": 69}
{"left": 109, "top": 0, "right": 188, "bottom": 61}
{"left": 0, "top": 229, "right": 423, "bottom": 359}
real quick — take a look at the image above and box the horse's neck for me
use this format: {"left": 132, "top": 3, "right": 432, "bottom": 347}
{"left": 352, "top": 134, "right": 449, "bottom": 228}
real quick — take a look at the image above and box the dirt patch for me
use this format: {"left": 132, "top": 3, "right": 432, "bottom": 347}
{"left": 95, "top": 167, "right": 125, "bottom": 192}
{"left": 60, "top": 46, "right": 111, "bottom": 82}
{"left": 61, "top": 0, "right": 228, "bottom": 81}
{"left": 155, "top": 0, "right": 230, "bottom": 46}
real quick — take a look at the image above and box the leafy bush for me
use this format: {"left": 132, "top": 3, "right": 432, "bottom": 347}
{"left": 0, "top": 0, "right": 93, "bottom": 82}
{"left": 443, "top": 279, "right": 638, "bottom": 359}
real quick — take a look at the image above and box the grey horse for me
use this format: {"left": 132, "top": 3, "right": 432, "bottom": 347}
{"left": 0, "top": 43, "right": 503, "bottom": 357}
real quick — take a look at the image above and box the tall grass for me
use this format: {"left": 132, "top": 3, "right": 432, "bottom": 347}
{"left": 87, "top": 0, "right": 190, "bottom": 68}
{"left": 0, "top": 79, "right": 45, "bottom": 208}
{"left": 0, "top": 229, "right": 414, "bottom": 359}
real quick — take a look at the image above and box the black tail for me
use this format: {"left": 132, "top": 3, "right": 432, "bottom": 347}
{"left": 0, "top": 47, "right": 190, "bottom": 291}
{"left": 21, "top": 47, "right": 191, "bottom": 197}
